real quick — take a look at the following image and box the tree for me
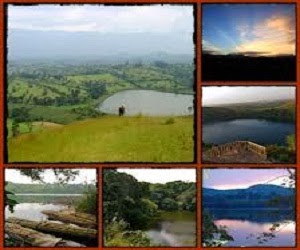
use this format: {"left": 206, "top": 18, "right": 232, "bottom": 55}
{"left": 103, "top": 169, "right": 158, "bottom": 230}
{"left": 286, "top": 134, "right": 296, "bottom": 152}
{"left": 202, "top": 211, "right": 233, "bottom": 247}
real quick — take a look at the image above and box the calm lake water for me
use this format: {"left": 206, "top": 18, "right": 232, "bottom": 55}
{"left": 203, "top": 119, "right": 295, "bottom": 145}
{"left": 5, "top": 194, "right": 82, "bottom": 221}
{"left": 145, "top": 211, "right": 196, "bottom": 247}
{"left": 99, "top": 90, "right": 194, "bottom": 116}
{"left": 208, "top": 209, "right": 295, "bottom": 247}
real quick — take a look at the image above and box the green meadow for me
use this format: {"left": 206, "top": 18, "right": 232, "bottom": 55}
{"left": 8, "top": 116, "right": 194, "bottom": 162}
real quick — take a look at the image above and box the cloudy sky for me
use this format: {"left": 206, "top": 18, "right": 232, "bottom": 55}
{"left": 202, "top": 86, "right": 295, "bottom": 106}
{"left": 8, "top": 5, "right": 193, "bottom": 33}
{"left": 203, "top": 168, "right": 294, "bottom": 190}
{"left": 5, "top": 169, "right": 97, "bottom": 184}
{"left": 117, "top": 169, "right": 196, "bottom": 183}
{"left": 202, "top": 4, "right": 295, "bottom": 56}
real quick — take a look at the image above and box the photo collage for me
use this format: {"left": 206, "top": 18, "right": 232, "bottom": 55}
{"left": 1, "top": 2, "right": 298, "bottom": 249}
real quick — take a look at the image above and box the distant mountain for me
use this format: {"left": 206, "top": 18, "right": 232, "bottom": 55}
{"left": 7, "top": 29, "right": 194, "bottom": 63}
{"left": 203, "top": 184, "right": 294, "bottom": 209}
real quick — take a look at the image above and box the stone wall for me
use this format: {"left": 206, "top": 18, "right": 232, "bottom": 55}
{"left": 206, "top": 141, "right": 267, "bottom": 158}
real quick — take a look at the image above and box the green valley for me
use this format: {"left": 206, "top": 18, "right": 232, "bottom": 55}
{"left": 7, "top": 61, "right": 194, "bottom": 162}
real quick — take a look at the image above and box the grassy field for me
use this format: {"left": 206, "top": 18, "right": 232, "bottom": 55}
{"left": 8, "top": 115, "right": 194, "bottom": 162}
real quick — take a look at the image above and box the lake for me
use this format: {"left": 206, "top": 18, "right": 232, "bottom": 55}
{"left": 145, "top": 211, "right": 196, "bottom": 247}
{"left": 207, "top": 209, "right": 295, "bottom": 247}
{"left": 99, "top": 90, "right": 194, "bottom": 116}
{"left": 5, "top": 193, "right": 98, "bottom": 247}
{"left": 5, "top": 194, "right": 83, "bottom": 221}
{"left": 203, "top": 119, "right": 295, "bottom": 145}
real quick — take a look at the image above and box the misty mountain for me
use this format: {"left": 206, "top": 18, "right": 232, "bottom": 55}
{"left": 203, "top": 184, "right": 294, "bottom": 209}
{"left": 7, "top": 29, "right": 194, "bottom": 63}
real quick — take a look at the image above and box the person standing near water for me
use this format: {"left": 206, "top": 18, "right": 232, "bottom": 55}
{"left": 118, "top": 104, "right": 126, "bottom": 116}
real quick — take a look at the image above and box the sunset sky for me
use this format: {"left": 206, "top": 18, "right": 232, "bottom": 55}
{"left": 202, "top": 4, "right": 295, "bottom": 56}
{"left": 203, "top": 169, "right": 294, "bottom": 190}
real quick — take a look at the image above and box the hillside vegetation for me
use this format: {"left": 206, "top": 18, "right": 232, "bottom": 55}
{"left": 203, "top": 100, "right": 295, "bottom": 124}
{"left": 103, "top": 169, "right": 196, "bottom": 246}
{"left": 6, "top": 182, "right": 90, "bottom": 194}
{"left": 203, "top": 184, "right": 295, "bottom": 209}
{"left": 8, "top": 115, "right": 193, "bottom": 162}
{"left": 8, "top": 62, "right": 194, "bottom": 125}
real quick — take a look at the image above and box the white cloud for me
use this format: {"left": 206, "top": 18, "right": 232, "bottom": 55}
{"left": 5, "top": 169, "right": 97, "bottom": 184}
{"left": 117, "top": 168, "right": 196, "bottom": 183}
{"left": 202, "top": 86, "right": 295, "bottom": 106}
{"left": 8, "top": 5, "right": 193, "bottom": 33}
{"left": 236, "top": 15, "right": 295, "bottom": 56}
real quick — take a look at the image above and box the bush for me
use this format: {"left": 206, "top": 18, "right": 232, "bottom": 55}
{"left": 164, "top": 118, "right": 175, "bottom": 125}
{"left": 104, "top": 220, "right": 152, "bottom": 247}
{"left": 76, "top": 185, "right": 97, "bottom": 215}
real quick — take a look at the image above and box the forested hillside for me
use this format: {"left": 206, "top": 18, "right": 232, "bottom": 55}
{"left": 103, "top": 169, "right": 196, "bottom": 246}
{"left": 203, "top": 184, "right": 295, "bottom": 209}
{"left": 203, "top": 100, "right": 295, "bottom": 123}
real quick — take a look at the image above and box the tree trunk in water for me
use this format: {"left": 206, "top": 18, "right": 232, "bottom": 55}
{"left": 6, "top": 222, "right": 84, "bottom": 247}
{"left": 42, "top": 210, "right": 97, "bottom": 229}
{"left": 6, "top": 217, "right": 97, "bottom": 239}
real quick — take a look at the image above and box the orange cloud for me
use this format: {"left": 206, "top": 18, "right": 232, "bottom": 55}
{"left": 236, "top": 15, "right": 295, "bottom": 56}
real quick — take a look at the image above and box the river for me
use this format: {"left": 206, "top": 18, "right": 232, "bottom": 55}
{"left": 99, "top": 90, "right": 194, "bottom": 116}
{"left": 203, "top": 119, "right": 295, "bottom": 145}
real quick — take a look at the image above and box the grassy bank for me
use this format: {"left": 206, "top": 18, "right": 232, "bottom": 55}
{"left": 8, "top": 115, "right": 193, "bottom": 162}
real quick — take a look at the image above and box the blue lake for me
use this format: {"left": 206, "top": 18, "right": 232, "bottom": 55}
{"left": 203, "top": 119, "right": 295, "bottom": 145}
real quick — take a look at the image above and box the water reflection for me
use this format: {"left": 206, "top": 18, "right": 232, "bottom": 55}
{"left": 203, "top": 119, "right": 295, "bottom": 145}
{"left": 209, "top": 209, "right": 295, "bottom": 247}
{"left": 145, "top": 212, "right": 196, "bottom": 247}
{"left": 215, "top": 219, "right": 295, "bottom": 247}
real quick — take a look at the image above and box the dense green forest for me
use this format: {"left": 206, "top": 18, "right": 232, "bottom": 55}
{"left": 203, "top": 100, "right": 295, "bottom": 124}
{"left": 103, "top": 169, "right": 196, "bottom": 247}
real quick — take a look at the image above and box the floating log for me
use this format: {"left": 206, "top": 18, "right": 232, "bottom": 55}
{"left": 42, "top": 210, "right": 97, "bottom": 229}
{"left": 6, "top": 222, "right": 84, "bottom": 247}
{"left": 6, "top": 217, "right": 97, "bottom": 240}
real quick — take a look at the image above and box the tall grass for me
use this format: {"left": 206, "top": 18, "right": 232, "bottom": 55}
{"left": 8, "top": 116, "right": 194, "bottom": 162}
